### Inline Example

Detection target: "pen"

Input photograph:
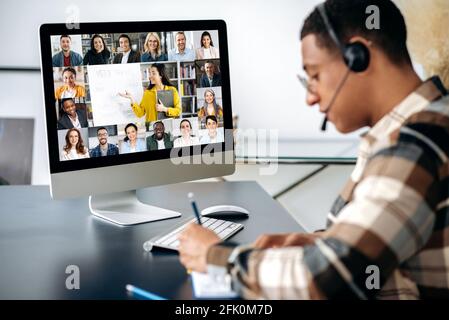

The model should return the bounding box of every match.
[126,284,167,300]
[188,192,202,225]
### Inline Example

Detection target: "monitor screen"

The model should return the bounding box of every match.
[40,21,232,174]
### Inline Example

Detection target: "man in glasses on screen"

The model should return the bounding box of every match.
[89,127,119,158]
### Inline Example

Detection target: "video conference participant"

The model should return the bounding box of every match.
[168,32,195,62]
[52,35,83,67]
[173,119,199,147]
[146,121,173,151]
[199,61,222,87]
[197,89,223,126]
[89,127,119,157]
[141,32,167,62]
[120,123,146,154]
[196,31,219,59]
[83,34,111,65]
[200,115,223,144]
[113,34,140,64]
[178,0,449,300]
[60,128,89,160]
[119,63,181,122]
[54,67,86,100]
[57,98,88,130]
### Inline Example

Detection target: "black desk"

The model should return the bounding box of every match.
[0,182,304,299]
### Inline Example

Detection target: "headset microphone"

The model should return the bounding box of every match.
[320,68,351,131]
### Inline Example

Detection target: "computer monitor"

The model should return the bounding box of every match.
[39,20,235,225]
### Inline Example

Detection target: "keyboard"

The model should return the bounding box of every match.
[143,217,244,251]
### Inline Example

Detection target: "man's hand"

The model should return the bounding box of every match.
[253,232,321,249]
[178,223,221,273]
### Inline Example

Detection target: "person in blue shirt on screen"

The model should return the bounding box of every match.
[141,33,167,62]
[120,123,147,154]
[168,32,195,62]
[89,127,119,157]
[52,35,83,67]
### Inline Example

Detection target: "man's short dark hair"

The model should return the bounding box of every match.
[60,98,74,108]
[153,121,164,128]
[118,34,132,46]
[300,0,412,66]
[97,127,108,135]
[60,35,71,41]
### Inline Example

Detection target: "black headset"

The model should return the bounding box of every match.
[316,3,370,73]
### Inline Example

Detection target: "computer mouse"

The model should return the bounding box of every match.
[201,205,249,218]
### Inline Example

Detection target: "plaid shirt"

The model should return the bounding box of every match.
[206,77,449,299]
[89,143,119,157]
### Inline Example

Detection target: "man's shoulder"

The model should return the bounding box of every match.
[401,95,449,135]
[113,53,122,62]
[71,51,82,58]
[89,145,100,157]
[400,96,449,158]
[76,109,86,118]
[164,132,173,141]
[372,96,449,165]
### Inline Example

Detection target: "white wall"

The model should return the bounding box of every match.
[0,0,362,185]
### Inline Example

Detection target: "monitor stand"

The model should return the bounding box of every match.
[89,190,181,226]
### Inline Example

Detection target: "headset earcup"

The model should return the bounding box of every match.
[344,42,370,72]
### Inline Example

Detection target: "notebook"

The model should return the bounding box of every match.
[156,90,173,120]
[191,271,239,299]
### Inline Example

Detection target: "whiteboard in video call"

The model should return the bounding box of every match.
[88,64,144,126]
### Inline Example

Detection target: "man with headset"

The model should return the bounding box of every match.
[178,0,449,299]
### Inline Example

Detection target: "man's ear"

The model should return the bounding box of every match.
[347,36,372,48]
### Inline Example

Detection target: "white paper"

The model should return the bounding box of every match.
[191,271,238,299]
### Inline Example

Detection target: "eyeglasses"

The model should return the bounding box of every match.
[296,74,317,95]
[97,133,108,137]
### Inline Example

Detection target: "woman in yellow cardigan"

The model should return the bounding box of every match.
[119,63,181,122]
[54,67,86,100]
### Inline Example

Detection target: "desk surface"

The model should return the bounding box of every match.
[0,181,303,299]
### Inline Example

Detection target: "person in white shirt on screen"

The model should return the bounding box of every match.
[200,115,223,144]
[196,31,219,60]
[168,32,195,62]
[174,119,200,147]
[120,123,147,153]
[112,34,140,64]
[60,128,89,161]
